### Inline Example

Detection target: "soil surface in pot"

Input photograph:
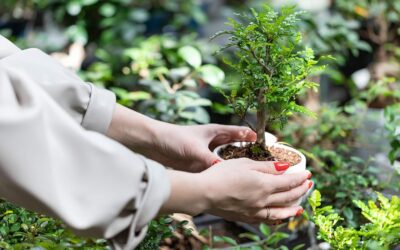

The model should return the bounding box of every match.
[219,143,301,166]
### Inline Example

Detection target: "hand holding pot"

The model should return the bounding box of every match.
[161,158,312,224]
[107,105,256,172]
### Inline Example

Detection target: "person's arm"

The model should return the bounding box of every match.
[107,104,258,172]
[0,35,115,134]
[0,65,170,249]
[0,61,312,250]
[0,35,258,173]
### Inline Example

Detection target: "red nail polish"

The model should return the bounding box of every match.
[308,181,313,189]
[296,208,304,216]
[211,159,221,166]
[274,162,290,171]
[307,172,312,179]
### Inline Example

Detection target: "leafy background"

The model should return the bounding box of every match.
[0,0,399,249]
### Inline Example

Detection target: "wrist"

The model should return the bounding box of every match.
[160,170,210,216]
[107,104,161,151]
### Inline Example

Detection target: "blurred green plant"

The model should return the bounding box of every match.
[309,190,400,250]
[201,223,304,250]
[0,0,207,47]
[384,103,400,164]
[0,199,108,249]
[84,34,224,124]
[280,103,381,227]
[335,0,400,72]
[300,12,371,85]
[137,216,191,250]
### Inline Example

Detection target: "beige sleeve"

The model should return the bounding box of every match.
[0,43,170,249]
[0,35,114,134]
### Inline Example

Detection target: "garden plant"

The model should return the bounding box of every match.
[309,190,400,249]
[213,5,323,163]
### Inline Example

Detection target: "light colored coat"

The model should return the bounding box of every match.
[0,35,170,249]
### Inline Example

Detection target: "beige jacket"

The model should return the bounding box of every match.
[0,35,170,249]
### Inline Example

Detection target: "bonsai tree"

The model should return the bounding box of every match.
[214,5,322,151]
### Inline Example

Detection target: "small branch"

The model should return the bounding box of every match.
[157,73,175,94]
[245,44,273,76]
[226,95,256,132]
[172,72,194,92]
[245,120,256,132]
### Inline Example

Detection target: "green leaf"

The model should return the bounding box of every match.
[213,236,238,246]
[66,23,88,44]
[293,243,305,250]
[127,91,151,101]
[239,233,260,241]
[259,223,270,237]
[99,3,116,17]
[308,190,321,211]
[178,46,202,68]
[198,64,225,87]
[66,2,82,16]
[343,207,354,220]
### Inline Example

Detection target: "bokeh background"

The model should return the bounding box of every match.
[0,0,399,249]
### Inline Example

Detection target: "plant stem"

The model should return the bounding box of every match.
[256,87,267,145]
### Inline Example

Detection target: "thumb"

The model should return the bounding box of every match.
[197,149,222,167]
[243,159,291,174]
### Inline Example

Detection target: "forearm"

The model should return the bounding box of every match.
[160,170,209,216]
[106,104,169,154]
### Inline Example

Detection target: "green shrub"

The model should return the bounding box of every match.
[0,200,108,249]
[309,190,400,250]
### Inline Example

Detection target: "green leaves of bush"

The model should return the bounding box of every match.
[309,190,400,250]
[0,200,108,249]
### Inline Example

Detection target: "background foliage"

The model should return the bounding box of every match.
[0,0,399,249]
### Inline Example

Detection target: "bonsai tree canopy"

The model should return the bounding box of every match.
[214,5,323,147]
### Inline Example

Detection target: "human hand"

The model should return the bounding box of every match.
[107,105,256,172]
[160,158,312,224]
[149,123,256,172]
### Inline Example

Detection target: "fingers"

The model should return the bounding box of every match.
[208,124,256,145]
[255,206,304,221]
[270,171,312,193]
[235,158,291,174]
[265,180,312,206]
[225,125,257,142]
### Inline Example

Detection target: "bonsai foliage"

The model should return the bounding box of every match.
[309,190,400,250]
[214,5,322,146]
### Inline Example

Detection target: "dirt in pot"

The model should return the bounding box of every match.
[219,143,301,166]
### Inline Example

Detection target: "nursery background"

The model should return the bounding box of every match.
[0,0,399,249]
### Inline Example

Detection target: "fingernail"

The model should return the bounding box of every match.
[307,172,312,179]
[296,208,304,216]
[211,159,221,166]
[308,181,313,189]
[274,162,290,171]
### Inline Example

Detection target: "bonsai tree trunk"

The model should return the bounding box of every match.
[256,87,267,146]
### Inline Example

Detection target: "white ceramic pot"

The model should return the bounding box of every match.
[213,132,309,204]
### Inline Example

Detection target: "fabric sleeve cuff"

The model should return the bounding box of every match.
[82,83,116,134]
[112,157,171,250]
